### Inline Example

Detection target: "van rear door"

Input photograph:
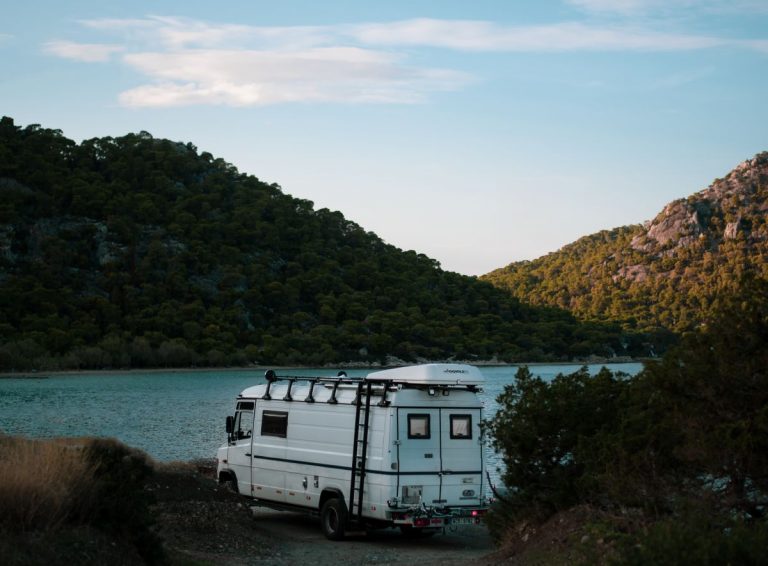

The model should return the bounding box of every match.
[439,409,483,506]
[396,409,441,505]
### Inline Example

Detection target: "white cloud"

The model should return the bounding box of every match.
[566,0,677,14]
[566,0,768,15]
[81,16,332,49]
[747,39,768,54]
[42,15,766,108]
[124,47,403,83]
[43,40,123,62]
[349,19,723,52]
[118,47,468,107]
[145,17,331,50]
[77,15,732,54]
[119,78,424,108]
[54,17,473,108]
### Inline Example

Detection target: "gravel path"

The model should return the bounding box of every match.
[248,508,494,565]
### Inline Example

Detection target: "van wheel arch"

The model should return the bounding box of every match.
[219,470,239,493]
[319,488,344,511]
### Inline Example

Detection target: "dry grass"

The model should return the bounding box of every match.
[0,435,167,564]
[0,435,95,532]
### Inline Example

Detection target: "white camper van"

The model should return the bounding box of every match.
[216,363,490,539]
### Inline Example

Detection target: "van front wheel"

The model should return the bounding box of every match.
[320,498,347,540]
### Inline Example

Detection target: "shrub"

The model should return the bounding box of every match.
[485,277,768,561]
[610,516,768,566]
[83,438,164,564]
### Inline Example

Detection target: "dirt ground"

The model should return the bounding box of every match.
[245,509,494,566]
[151,461,496,566]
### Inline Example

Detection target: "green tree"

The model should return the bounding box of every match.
[485,366,630,521]
[637,276,768,519]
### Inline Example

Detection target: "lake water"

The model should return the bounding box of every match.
[0,363,642,482]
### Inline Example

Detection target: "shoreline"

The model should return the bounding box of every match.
[0,358,648,379]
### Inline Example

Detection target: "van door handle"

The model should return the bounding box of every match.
[245,453,251,457]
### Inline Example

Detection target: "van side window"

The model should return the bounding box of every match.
[408,414,430,439]
[450,415,472,439]
[261,410,288,438]
[234,401,255,440]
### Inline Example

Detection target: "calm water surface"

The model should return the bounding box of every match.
[0,363,642,478]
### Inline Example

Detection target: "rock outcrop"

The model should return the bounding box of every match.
[623,153,768,281]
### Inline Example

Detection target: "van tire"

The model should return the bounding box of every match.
[320,498,347,540]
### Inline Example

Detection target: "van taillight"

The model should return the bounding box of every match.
[413,518,430,527]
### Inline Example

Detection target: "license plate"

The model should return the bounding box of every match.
[450,517,475,525]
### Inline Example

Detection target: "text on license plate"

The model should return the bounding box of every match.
[450,517,475,525]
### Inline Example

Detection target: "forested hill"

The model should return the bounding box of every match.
[0,117,650,371]
[483,152,768,333]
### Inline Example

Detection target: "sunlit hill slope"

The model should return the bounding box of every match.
[483,153,768,333]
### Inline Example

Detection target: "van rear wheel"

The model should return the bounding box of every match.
[320,498,347,540]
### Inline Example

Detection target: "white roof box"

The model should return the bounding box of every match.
[366,363,484,385]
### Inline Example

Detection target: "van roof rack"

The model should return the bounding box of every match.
[256,364,482,404]
[260,370,394,406]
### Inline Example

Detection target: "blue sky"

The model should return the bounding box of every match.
[2,0,767,275]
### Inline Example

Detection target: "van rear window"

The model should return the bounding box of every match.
[450,415,472,439]
[261,411,288,438]
[408,414,430,439]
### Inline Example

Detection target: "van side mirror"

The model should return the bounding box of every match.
[226,415,234,434]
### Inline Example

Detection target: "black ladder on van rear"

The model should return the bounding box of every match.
[348,380,373,527]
